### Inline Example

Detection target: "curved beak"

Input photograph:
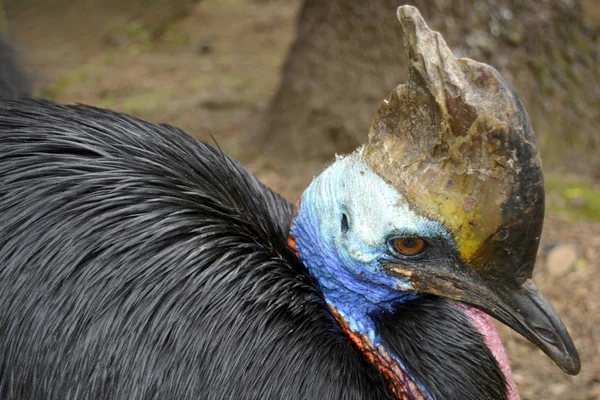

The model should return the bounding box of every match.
[385,265,581,375]
[461,278,580,375]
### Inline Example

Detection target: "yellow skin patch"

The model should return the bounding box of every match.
[362,84,516,264]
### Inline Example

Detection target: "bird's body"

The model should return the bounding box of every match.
[0,6,580,400]
[0,100,507,400]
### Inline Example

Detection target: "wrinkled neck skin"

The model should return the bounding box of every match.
[290,152,518,400]
[290,152,440,399]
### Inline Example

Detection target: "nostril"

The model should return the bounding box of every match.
[341,213,349,233]
[534,326,557,345]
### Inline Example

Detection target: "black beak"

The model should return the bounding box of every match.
[480,279,581,375]
[386,263,581,375]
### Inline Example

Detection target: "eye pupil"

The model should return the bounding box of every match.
[392,237,426,256]
[403,238,416,248]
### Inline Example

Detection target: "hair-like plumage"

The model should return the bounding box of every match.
[0,100,504,399]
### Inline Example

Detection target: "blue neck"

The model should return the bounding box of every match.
[291,193,432,399]
[289,154,439,399]
[292,193,417,344]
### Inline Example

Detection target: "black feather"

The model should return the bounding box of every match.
[0,99,506,399]
[0,99,393,400]
[379,296,507,400]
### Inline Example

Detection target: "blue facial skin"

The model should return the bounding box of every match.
[291,152,450,399]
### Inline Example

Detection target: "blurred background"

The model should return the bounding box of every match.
[3,0,599,398]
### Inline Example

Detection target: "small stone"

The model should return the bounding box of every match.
[512,373,525,384]
[198,41,212,55]
[550,383,568,395]
[546,244,578,277]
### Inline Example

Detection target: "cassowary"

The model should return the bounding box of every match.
[0,6,579,400]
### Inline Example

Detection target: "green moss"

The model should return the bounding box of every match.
[96,89,169,116]
[532,61,548,87]
[161,28,190,47]
[545,174,600,221]
[190,76,212,91]
[219,75,271,108]
[222,76,250,91]
[40,68,92,100]
[120,89,168,115]
[574,258,589,270]
[225,144,242,160]
[41,76,72,100]
[104,52,117,66]
[594,97,600,112]
[97,94,118,109]
[125,19,152,44]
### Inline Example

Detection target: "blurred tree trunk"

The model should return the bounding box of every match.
[0,0,8,33]
[262,0,600,175]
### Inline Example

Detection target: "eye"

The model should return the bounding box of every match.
[341,213,349,233]
[391,237,427,256]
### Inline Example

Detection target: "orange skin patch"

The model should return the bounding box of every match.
[287,234,300,258]
[330,307,427,400]
[330,307,412,399]
[287,198,302,258]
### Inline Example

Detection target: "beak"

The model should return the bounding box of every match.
[385,265,581,375]
[465,279,580,375]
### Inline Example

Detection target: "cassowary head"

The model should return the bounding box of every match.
[291,4,580,382]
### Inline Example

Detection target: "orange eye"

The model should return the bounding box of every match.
[392,238,426,256]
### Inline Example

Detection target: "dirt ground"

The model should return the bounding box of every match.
[6,0,599,398]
